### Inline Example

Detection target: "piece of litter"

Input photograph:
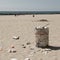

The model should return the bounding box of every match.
[13,36,19,40]
[24,58,30,60]
[11,58,17,60]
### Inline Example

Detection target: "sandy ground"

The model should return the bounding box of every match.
[0,15,60,60]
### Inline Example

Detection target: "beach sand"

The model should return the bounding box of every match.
[0,15,60,60]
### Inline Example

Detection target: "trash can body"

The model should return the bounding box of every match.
[35,27,49,48]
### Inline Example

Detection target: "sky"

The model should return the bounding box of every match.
[0,0,60,11]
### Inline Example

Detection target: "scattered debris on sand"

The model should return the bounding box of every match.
[39,48,52,55]
[22,42,31,48]
[8,49,16,53]
[13,36,19,40]
[8,46,17,53]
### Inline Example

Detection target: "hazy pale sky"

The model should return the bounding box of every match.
[0,0,60,11]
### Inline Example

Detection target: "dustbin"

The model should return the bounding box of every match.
[35,26,49,48]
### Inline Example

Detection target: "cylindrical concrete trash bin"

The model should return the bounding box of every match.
[35,26,49,48]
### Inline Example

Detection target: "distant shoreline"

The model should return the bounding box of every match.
[0,11,60,15]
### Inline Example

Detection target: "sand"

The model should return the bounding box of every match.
[0,15,60,60]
